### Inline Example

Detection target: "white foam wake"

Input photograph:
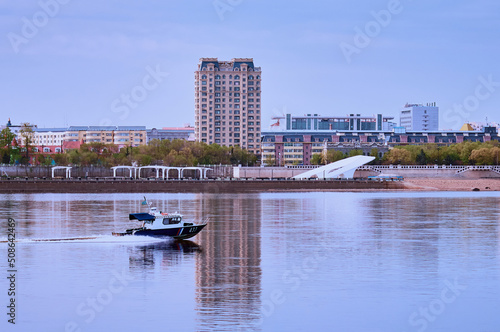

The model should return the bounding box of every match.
[0,235,170,244]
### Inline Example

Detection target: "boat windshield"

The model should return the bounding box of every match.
[163,217,181,225]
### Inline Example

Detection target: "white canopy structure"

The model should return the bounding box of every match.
[292,155,375,180]
[138,166,169,179]
[180,167,212,179]
[51,166,72,178]
[163,167,183,179]
[111,166,140,178]
[136,166,212,179]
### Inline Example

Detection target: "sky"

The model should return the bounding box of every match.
[1,0,500,131]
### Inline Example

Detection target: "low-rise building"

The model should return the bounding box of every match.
[31,128,66,153]
[261,126,500,166]
[147,126,195,143]
[15,125,147,153]
[271,113,396,132]
[64,126,146,149]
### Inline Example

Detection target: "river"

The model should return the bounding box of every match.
[1,192,499,331]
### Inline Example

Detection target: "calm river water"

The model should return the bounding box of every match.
[1,192,499,332]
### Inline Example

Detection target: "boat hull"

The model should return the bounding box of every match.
[114,224,207,240]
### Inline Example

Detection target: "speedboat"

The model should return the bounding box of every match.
[112,198,208,239]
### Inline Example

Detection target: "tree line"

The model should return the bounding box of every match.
[0,127,257,167]
[2,124,499,167]
[310,141,500,166]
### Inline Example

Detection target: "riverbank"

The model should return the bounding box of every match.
[403,178,500,191]
[1,177,498,193]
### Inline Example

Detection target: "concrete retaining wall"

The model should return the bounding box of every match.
[0,178,404,193]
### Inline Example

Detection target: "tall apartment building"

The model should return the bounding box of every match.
[194,58,262,155]
[400,103,439,131]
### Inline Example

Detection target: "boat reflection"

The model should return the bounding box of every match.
[127,239,202,269]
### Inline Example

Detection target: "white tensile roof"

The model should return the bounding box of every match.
[292,155,375,179]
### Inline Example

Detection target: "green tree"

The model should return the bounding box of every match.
[37,154,54,166]
[164,150,179,166]
[0,127,15,164]
[0,127,15,149]
[264,154,276,166]
[53,153,68,165]
[310,154,323,165]
[326,150,345,163]
[230,146,257,166]
[369,148,379,161]
[416,149,428,165]
[385,148,413,164]
[469,147,500,165]
[140,154,153,166]
[348,149,363,157]
[19,123,34,164]
[459,141,481,164]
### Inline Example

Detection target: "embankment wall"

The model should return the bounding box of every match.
[0,179,404,193]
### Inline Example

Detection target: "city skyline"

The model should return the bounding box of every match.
[1,1,500,130]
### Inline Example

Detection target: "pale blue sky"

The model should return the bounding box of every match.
[1,0,499,130]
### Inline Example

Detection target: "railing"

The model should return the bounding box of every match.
[285,165,319,169]
[357,165,468,170]
[455,165,500,174]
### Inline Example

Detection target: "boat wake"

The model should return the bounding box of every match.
[0,235,170,244]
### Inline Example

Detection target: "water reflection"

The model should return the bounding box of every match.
[127,240,202,270]
[363,196,500,279]
[1,192,499,331]
[195,194,262,332]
